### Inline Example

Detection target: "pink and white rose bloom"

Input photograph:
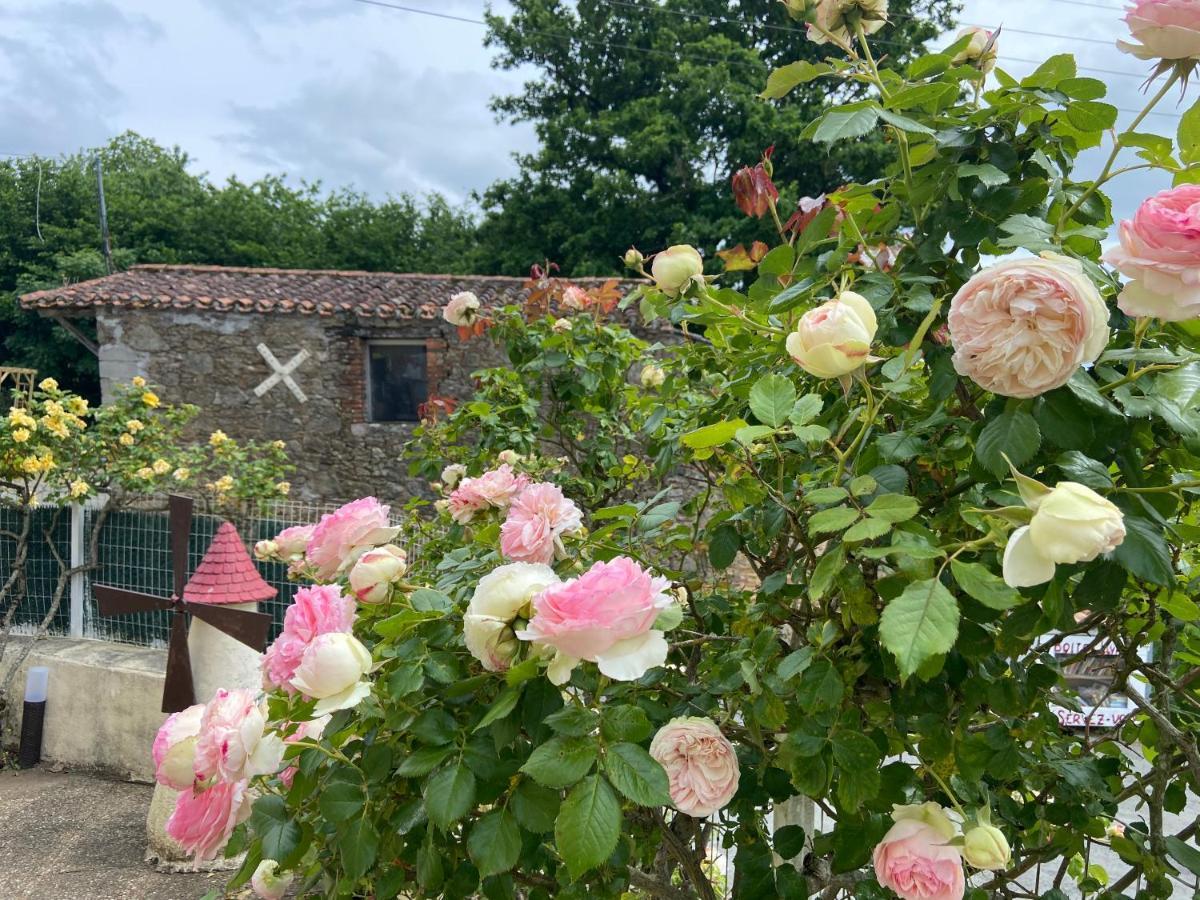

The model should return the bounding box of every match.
[952,25,997,73]
[561,285,590,310]
[947,254,1109,399]
[786,291,878,379]
[649,717,740,817]
[251,859,294,900]
[166,779,253,861]
[290,631,373,715]
[464,562,561,671]
[193,688,285,783]
[1118,0,1200,60]
[273,524,314,561]
[873,804,966,900]
[448,464,530,524]
[348,543,408,603]
[262,584,356,691]
[500,483,584,565]
[152,703,205,790]
[1104,185,1200,321]
[517,556,673,684]
[305,497,399,581]
[1003,481,1126,588]
[443,290,482,326]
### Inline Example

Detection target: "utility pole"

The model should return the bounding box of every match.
[94,156,113,274]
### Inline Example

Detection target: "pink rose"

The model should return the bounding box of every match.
[516,556,673,684]
[1104,185,1200,321]
[305,497,399,581]
[649,717,740,817]
[561,285,590,310]
[273,524,314,561]
[166,779,252,861]
[152,703,204,790]
[193,688,284,783]
[443,290,481,326]
[348,544,408,603]
[873,817,966,900]
[448,464,530,524]
[263,584,355,691]
[1119,0,1200,61]
[947,254,1109,399]
[500,483,583,565]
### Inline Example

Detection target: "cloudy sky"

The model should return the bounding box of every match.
[0,0,1191,222]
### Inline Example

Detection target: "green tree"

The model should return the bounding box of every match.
[474,0,957,274]
[0,133,478,399]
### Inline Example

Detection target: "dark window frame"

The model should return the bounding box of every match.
[364,340,428,424]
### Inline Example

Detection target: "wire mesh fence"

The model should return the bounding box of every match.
[2,495,439,648]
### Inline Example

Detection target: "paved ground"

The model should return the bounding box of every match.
[0,765,229,900]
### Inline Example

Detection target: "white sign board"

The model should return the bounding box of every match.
[1047,632,1152,729]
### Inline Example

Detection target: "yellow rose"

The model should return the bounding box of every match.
[272,440,286,451]
[214,475,234,492]
[11,427,30,443]
[209,430,229,447]
[152,459,171,475]
[131,376,147,388]
[141,391,160,408]
[67,397,88,415]
[119,433,135,447]
[126,419,144,433]
[173,467,191,481]
[276,481,291,495]
[20,456,40,474]
[8,409,36,429]
[69,480,89,499]
[38,377,59,391]
[136,466,155,479]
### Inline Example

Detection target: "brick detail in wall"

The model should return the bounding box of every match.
[425,338,448,393]
[345,337,366,423]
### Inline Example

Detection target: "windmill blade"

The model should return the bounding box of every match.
[162,611,196,713]
[95,584,172,616]
[184,602,273,652]
[168,494,194,599]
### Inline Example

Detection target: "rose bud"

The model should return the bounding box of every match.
[963,823,1012,870]
[785,291,878,379]
[731,162,779,218]
[348,544,408,604]
[651,245,705,296]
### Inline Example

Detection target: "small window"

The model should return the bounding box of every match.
[367,343,428,423]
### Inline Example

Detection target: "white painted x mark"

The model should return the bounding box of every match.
[253,343,310,403]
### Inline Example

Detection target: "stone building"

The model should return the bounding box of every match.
[20,264,638,502]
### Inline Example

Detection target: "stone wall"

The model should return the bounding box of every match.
[96,309,506,504]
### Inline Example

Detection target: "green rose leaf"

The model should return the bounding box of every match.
[511,779,561,833]
[1113,516,1175,586]
[865,493,920,523]
[521,735,598,789]
[424,763,477,830]
[467,809,522,877]
[760,60,833,99]
[708,524,742,569]
[879,577,960,679]
[318,780,365,823]
[250,795,302,864]
[976,409,1041,476]
[339,817,379,880]
[950,559,1023,610]
[604,742,671,807]
[750,374,798,427]
[808,505,861,535]
[682,418,748,449]
[602,705,654,743]
[555,775,621,879]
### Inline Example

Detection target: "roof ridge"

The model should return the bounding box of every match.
[127,264,626,284]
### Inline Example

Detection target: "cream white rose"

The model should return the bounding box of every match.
[443,291,481,326]
[348,544,407,604]
[1003,481,1126,588]
[251,859,294,900]
[290,632,373,715]
[441,463,466,488]
[464,562,560,671]
[640,364,666,388]
[963,823,1011,870]
[785,291,877,379]
[651,245,704,295]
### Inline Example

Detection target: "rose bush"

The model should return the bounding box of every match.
[154,5,1200,899]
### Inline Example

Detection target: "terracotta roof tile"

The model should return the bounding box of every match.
[18,264,647,323]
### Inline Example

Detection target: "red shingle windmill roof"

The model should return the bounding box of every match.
[183,522,278,606]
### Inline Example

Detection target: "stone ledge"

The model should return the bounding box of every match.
[1,636,165,782]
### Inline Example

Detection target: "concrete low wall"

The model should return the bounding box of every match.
[1,636,165,781]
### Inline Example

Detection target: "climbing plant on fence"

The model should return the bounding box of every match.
[151,3,1200,899]
[0,375,292,713]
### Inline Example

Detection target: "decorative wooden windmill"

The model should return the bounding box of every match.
[94,495,275,712]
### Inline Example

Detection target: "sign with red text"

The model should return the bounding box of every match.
[1047,633,1152,729]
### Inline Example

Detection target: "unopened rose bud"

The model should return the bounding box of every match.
[441,463,466,488]
[651,245,704,296]
[952,26,998,75]
[251,859,294,900]
[348,544,408,604]
[497,449,521,466]
[434,498,451,515]
[623,247,644,269]
[552,317,573,333]
[963,823,1011,871]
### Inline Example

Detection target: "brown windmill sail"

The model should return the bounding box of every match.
[93,495,275,713]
